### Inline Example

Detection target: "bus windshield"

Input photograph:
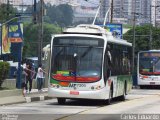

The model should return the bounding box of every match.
[51,37,104,82]
[139,52,160,75]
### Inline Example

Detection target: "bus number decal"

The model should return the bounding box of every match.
[69,83,86,88]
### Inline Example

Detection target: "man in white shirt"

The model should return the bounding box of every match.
[36,64,45,92]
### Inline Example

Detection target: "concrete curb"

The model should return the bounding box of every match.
[25,96,53,103]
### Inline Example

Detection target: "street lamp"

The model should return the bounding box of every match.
[150,5,153,50]
[132,11,142,74]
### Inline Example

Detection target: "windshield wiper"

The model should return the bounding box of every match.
[81,46,93,58]
[55,47,65,58]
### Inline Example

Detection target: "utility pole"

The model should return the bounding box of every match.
[38,0,44,65]
[110,0,113,23]
[149,5,152,50]
[132,0,136,74]
[154,0,157,28]
[7,0,10,19]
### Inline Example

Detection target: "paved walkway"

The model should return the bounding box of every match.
[25,88,48,94]
[0,88,50,106]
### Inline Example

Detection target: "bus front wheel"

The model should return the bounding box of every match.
[106,85,113,105]
[140,85,146,89]
[57,98,66,105]
[119,82,127,101]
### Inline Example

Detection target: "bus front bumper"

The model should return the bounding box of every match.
[48,87,109,100]
[138,80,160,85]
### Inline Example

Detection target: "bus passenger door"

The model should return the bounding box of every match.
[104,45,112,85]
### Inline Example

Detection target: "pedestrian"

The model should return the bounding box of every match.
[25,63,35,93]
[36,64,46,92]
[21,64,28,96]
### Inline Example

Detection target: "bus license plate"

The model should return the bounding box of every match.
[150,82,155,85]
[70,91,79,95]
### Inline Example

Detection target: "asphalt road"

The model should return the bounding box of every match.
[0,89,160,120]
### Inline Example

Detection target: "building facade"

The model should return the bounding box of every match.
[99,0,160,26]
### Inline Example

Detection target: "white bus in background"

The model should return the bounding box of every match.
[48,24,132,105]
[137,50,160,89]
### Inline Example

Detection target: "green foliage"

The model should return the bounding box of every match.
[123,24,132,29]
[0,62,10,88]
[0,4,17,23]
[46,4,73,26]
[25,3,73,26]
[123,25,160,53]
[23,22,61,57]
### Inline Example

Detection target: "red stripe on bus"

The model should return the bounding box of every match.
[52,75,100,82]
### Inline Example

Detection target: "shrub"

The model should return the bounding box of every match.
[0,62,10,88]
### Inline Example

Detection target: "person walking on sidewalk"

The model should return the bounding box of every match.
[21,64,28,96]
[36,64,46,92]
[25,63,35,93]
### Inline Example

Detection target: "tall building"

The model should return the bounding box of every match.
[0,0,25,5]
[151,0,160,26]
[113,0,132,24]
[99,0,160,25]
[100,0,109,18]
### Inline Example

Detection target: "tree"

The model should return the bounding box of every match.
[0,4,17,23]
[23,22,61,57]
[56,4,73,26]
[123,25,160,53]
[25,3,74,26]
[45,4,73,26]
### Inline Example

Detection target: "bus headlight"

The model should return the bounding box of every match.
[91,85,101,90]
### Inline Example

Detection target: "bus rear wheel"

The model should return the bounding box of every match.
[57,98,66,105]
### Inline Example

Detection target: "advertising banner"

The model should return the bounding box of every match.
[2,24,11,54]
[105,23,123,39]
[8,23,23,43]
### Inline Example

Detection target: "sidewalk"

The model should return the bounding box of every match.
[0,88,53,106]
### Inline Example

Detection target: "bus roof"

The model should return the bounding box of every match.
[63,24,107,35]
[52,24,132,46]
[26,57,38,61]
